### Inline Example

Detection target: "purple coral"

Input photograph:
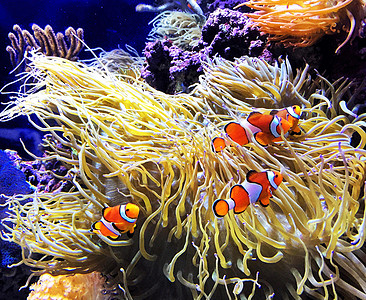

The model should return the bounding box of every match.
[20,134,73,194]
[197,8,269,59]
[142,39,206,94]
[142,39,172,93]
[206,0,252,14]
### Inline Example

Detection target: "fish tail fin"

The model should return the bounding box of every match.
[91,221,102,232]
[213,199,230,217]
[212,137,227,152]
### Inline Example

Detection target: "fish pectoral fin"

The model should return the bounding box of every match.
[112,223,122,232]
[289,125,302,135]
[254,132,272,146]
[268,185,273,196]
[247,111,263,121]
[259,196,270,207]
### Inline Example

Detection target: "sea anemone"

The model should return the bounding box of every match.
[1,53,366,299]
[237,0,366,53]
[148,11,204,49]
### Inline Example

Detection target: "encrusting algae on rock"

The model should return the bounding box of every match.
[1,52,366,299]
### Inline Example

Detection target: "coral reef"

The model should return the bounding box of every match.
[20,134,74,193]
[142,39,205,93]
[0,53,366,299]
[6,24,84,72]
[197,8,270,60]
[240,0,366,53]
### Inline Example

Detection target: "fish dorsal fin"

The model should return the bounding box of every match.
[246,170,258,182]
[247,111,263,123]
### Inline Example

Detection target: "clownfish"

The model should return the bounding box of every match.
[270,105,302,136]
[91,203,139,239]
[212,111,291,152]
[213,170,283,217]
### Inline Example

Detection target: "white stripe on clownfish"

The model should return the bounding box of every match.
[287,106,300,119]
[269,115,281,138]
[267,170,279,190]
[120,205,137,223]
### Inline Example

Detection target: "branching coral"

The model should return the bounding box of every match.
[6,24,84,72]
[238,0,366,53]
[1,53,366,299]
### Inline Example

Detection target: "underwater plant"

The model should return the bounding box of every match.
[237,0,366,53]
[1,53,366,299]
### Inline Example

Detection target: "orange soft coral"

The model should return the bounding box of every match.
[237,0,366,52]
[27,272,107,300]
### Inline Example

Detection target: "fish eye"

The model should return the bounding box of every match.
[275,174,278,178]
[126,209,129,212]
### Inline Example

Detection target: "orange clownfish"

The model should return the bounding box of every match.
[213,170,283,217]
[91,203,139,239]
[212,111,292,152]
[270,105,302,136]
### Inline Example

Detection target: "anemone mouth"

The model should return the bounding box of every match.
[0,53,366,299]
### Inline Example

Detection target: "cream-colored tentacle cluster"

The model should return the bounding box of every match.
[1,53,366,299]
